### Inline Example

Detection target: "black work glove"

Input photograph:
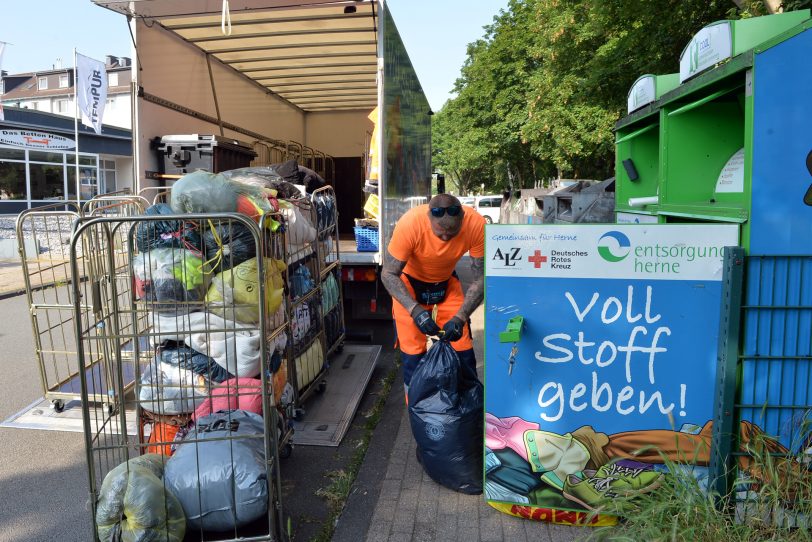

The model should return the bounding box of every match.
[441,316,465,342]
[411,306,441,336]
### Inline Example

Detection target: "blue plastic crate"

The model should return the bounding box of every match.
[354,227,379,252]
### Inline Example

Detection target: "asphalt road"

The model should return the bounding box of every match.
[0,286,400,542]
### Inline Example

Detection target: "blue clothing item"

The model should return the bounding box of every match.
[159,345,233,383]
[290,264,315,299]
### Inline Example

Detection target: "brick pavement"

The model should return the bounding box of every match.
[363,405,588,542]
[360,304,591,542]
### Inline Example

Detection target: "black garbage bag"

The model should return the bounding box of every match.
[408,340,483,495]
[298,165,327,194]
[202,220,257,273]
[135,203,202,252]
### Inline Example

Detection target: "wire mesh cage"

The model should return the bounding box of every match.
[72,212,289,542]
[276,195,327,412]
[16,196,147,412]
[311,186,345,358]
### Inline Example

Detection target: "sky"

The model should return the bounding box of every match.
[1,0,508,112]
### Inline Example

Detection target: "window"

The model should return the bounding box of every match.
[67,165,98,200]
[108,72,119,87]
[59,74,69,88]
[29,151,64,163]
[38,76,48,90]
[30,163,66,200]
[0,162,27,200]
[55,99,70,113]
[100,159,117,193]
[106,97,115,110]
[0,148,25,160]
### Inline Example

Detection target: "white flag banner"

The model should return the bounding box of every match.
[76,53,107,134]
[0,42,6,121]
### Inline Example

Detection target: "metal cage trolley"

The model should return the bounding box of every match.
[72,212,289,542]
[16,196,147,412]
[311,186,345,358]
[277,195,328,415]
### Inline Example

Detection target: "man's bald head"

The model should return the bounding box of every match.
[427,194,463,242]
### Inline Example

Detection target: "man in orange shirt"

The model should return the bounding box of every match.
[381,194,486,391]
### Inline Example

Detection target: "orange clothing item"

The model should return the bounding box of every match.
[393,274,473,355]
[387,204,486,282]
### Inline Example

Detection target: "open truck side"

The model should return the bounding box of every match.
[93,0,432,319]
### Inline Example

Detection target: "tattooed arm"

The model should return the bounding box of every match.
[381,252,418,313]
[455,256,485,321]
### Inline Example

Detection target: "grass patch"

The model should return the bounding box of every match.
[309,360,399,542]
[588,432,812,542]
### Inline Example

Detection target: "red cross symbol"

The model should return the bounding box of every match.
[528,250,547,268]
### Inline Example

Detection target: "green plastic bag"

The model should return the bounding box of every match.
[96,454,186,542]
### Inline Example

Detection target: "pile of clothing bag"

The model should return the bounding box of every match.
[117,163,331,538]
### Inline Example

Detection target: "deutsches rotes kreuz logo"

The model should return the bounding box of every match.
[597,231,631,262]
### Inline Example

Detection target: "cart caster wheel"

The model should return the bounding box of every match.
[316,380,327,394]
[51,399,65,413]
[279,443,293,460]
[105,403,115,416]
[292,408,306,420]
[334,343,344,354]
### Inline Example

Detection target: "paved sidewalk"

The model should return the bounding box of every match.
[333,302,592,542]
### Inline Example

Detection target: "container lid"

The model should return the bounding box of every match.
[679,11,810,83]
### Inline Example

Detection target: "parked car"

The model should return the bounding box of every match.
[458,196,476,207]
[474,195,502,223]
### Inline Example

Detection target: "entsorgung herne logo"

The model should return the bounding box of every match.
[598,231,631,262]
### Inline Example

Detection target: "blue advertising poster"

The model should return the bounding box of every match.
[484,224,739,522]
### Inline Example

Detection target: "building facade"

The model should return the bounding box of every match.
[0,107,132,214]
[1,55,132,129]
[0,56,133,214]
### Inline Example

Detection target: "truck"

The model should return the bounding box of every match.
[93,0,433,319]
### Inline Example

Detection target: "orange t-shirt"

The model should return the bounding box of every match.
[387,204,486,282]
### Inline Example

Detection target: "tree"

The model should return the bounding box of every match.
[431,99,491,195]
[433,0,809,187]
[522,0,734,179]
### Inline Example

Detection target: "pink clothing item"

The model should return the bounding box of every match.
[485,413,540,461]
[193,377,264,421]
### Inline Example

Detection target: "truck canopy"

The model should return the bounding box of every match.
[94,0,432,265]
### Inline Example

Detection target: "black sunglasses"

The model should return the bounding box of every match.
[430,205,462,218]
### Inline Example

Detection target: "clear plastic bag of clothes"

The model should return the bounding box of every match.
[139,360,210,415]
[409,340,484,495]
[131,248,206,311]
[221,163,302,199]
[96,454,186,542]
[165,410,268,532]
[290,263,315,299]
[171,170,273,215]
[312,190,336,236]
[321,272,340,316]
[135,203,202,252]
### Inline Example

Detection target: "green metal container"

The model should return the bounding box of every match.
[614,10,811,249]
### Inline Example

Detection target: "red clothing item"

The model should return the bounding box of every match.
[387,204,485,282]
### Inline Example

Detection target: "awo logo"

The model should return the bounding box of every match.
[597,231,631,263]
[492,247,522,267]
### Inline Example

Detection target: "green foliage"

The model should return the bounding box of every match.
[433,0,809,192]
